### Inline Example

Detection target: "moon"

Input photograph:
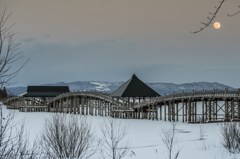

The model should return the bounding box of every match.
[214,22,221,29]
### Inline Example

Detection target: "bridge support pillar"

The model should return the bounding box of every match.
[188,100,191,122]
[176,103,178,121]
[66,98,69,114]
[53,101,56,113]
[81,97,84,115]
[156,105,158,121]
[201,99,204,122]
[231,101,234,120]
[182,100,184,122]
[168,102,171,122]
[172,102,175,122]
[164,103,166,121]
[77,97,80,114]
[238,100,240,120]
[208,99,212,121]
[86,98,89,115]
[160,105,162,120]
[224,99,230,122]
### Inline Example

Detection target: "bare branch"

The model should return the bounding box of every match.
[191,0,226,33]
[228,5,240,17]
[0,6,29,89]
[100,118,131,159]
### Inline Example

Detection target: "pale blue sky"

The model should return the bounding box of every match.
[2,0,240,88]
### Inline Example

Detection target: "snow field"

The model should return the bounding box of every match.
[2,105,240,159]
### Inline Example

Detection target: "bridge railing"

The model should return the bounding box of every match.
[48,90,112,104]
[134,89,240,108]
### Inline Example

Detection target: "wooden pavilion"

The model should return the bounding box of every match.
[110,74,160,119]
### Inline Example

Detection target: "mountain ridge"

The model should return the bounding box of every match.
[8,81,237,96]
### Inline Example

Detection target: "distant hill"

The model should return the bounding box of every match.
[8,81,237,96]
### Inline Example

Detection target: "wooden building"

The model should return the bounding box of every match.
[20,86,70,112]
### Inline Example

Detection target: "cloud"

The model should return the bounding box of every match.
[21,37,37,43]
[42,34,51,38]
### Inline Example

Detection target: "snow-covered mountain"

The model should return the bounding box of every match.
[8,81,237,96]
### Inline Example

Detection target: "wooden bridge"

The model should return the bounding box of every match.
[2,89,240,123]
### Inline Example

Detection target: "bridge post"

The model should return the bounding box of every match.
[23,98,26,112]
[156,105,158,121]
[76,96,79,114]
[66,98,69,113]
[224,99,230,122]
[137,108,140,119]
[91,98,93,116]
[111,98,113,117]
[54,101,56,112]
[117,97,119,118]
[231,100,234,120]
[160,105,162,120]
[212,100,215,120]
[172,102,175,122]
[168,102,171,122]
[133,97,135,119]
[182,100,184,122]
[201,98,204,122]
[63,98,66,113]
[191,102,194,122]
[215,101,218,120]
[164,102,167,121]
[103,101,107,116]
[141,109,143,119]
[108,102,110,117]
[101,100,103,117]
[194,102,197,122]
[205,101,208,121]
[99,100,101,116]
[176,103,178,121]
[70,96,74,114]
[238,100,240,120]
[122,98,125,119]
[86,97,89,115]
[188,100,191,122]
[73,97,76,114]
[55,101,58,112]
[94,98,97,116]
[81,97,84,115]
[90,98,93,115]
[208,99,212,121]
[62,99,64,113]
[148,105,151,120]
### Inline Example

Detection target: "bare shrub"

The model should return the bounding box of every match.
[159,122,181,159]
[40,113,100,158]
[197,124,206,140]
[100,118,130,159]
[0,106,41,158]
[219,122,240,153]
[195,140,211,151]
[196,115,207,123]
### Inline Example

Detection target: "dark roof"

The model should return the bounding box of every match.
[23,86,69,97]
[110,74,160,97]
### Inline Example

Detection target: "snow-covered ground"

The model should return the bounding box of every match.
[2,105,240,159]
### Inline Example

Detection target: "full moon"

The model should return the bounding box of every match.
[214,22,221,29]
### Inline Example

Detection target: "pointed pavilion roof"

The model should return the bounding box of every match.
[110,74,160,97]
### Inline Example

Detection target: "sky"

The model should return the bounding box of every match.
[1,0,240,88]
